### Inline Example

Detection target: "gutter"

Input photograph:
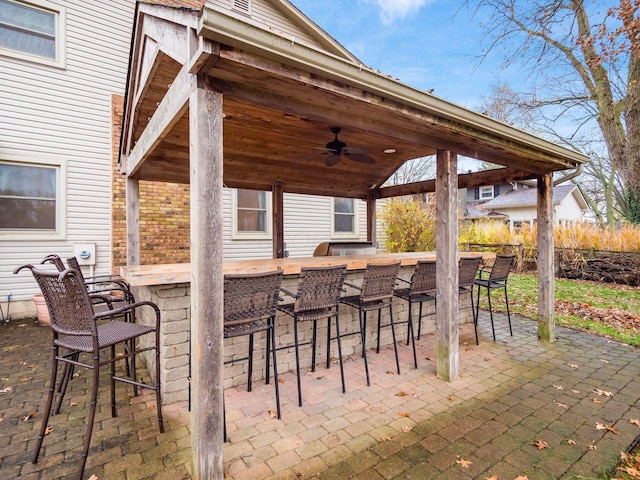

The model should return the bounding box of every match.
[553,163,584,186]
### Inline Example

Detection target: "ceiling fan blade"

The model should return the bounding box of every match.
[344,153,375,164]
[298,152,329,161]
[325,154,341,167]
[343,146,370,155]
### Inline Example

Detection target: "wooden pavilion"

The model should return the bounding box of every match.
[118,1,588,476]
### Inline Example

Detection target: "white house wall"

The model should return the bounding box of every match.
[555,193,585,223]
[0,0,136,305]
[221,189,369,259]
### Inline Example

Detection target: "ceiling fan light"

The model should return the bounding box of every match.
[384,148,397,154]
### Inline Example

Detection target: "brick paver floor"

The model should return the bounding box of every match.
[1,311,639,479]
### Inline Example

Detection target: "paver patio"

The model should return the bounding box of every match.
[1,311,639,479]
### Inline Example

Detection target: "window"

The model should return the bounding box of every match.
[479,185,494,200]
[0,159,65,239]
[0,0,65,67]
[332,197,357,236]
[232,189,271,239]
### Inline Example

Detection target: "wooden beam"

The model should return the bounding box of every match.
[126,176,140,266]
[436,150,459,382]
[377,168,536,199]
[272,180,285,258]
[366,192,376,245]
[126,66,197,177]
[537,173,555,342]
[141,15,189,65]
[189,79,224,478]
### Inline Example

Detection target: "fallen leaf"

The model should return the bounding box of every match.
[593,398,603,404]
[600,359,610,364]
[70,402,77,407]
[386,370,395,375]
[588,444,597,450]
[595,422,618,434]
[555,402,569,409]
[618,466,640,477]
[0,387,13,393]
[381,436,391,442]
[484,476,498,480]
[569,364,579,369]
[448,396,455,401]
[567,439,576,445]
[552,384,564,390]
[88,475,99,480]
[44,426,53,435]
[593,389,613,397]
[456,457,472,468]
[72,372,80,378]
[22,412,37,422]
[401,425,412,432]
[630,419,640,427]
[278,378,285,384]
[514,476,528,480]
[396,391,407,397]
[399,412,410,418]
[268,410,277,418]
[532,439,549,450]
[572,389,581,394]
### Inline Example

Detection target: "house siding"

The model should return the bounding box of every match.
[0,0,136,304]
[208,0,331,52]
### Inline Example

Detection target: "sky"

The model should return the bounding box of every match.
[289,0,526,112]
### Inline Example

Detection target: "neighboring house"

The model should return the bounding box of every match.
[0,0,374,318]
[463,181,591,229]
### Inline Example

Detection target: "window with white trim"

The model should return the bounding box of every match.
[332,197,357,236]
[479,185,494,200]
[232,189,271,239]
[0,159,65,239]
[0,0,65,67]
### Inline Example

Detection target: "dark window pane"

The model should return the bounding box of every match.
[334,214,353,233]
[0,163,56,197]
[0,198,55,229]
[237,209,265,232]
[334,198,354,214]
[237,189,265,209]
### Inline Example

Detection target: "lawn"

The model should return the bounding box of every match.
[476,273,640,347]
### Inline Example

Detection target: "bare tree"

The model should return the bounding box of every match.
[469,0,640,223]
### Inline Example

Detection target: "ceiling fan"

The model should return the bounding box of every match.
[306,127,375,167]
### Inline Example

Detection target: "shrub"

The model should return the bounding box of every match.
[382,198,436,253]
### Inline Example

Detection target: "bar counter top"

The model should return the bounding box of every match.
[120,251,493,287]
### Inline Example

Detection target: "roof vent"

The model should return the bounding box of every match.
[232,0,251,14]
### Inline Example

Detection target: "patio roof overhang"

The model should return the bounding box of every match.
[119,4,588,199]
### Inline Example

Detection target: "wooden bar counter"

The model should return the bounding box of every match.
[121,252,493,405]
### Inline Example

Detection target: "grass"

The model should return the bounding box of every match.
[476,273,640,346]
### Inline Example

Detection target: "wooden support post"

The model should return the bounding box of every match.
[537,173,555,342]
[189,77,224,478]
[366,192,376,246]
[435,150,459,381]
[126,176,140,266]
[272,180,284,258]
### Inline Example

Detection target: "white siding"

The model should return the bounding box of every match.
[555,194,585,223]
[0,0,136,302]
[221,189,369,259]
[208,0,333,53]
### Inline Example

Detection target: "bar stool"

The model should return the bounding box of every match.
[458,256,483,345]
[474,254,516,342]
[278,265,347,407]
[394,260,435,369]
[14,264,163,480]
[223,269,283,438]
[340,261,401,384]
